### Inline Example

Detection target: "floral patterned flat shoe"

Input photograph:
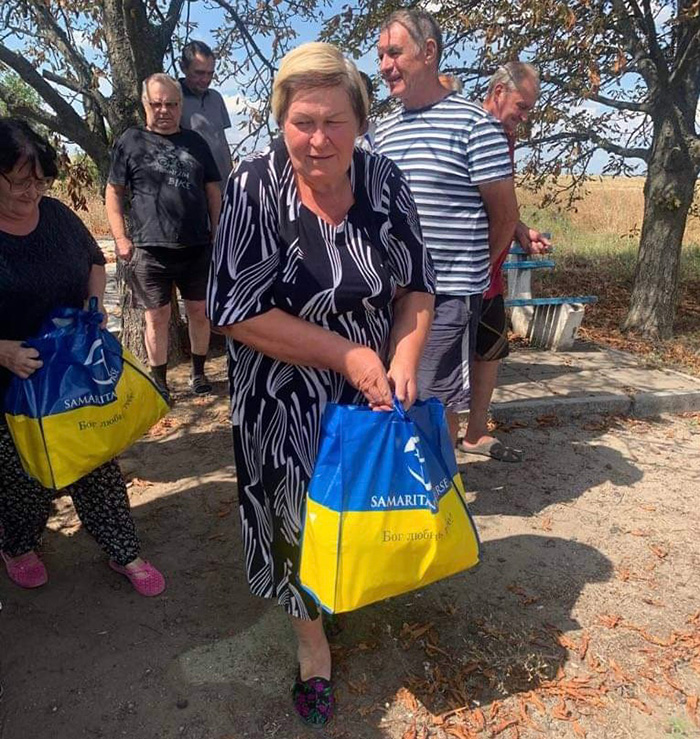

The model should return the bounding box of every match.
[292,669,334,727]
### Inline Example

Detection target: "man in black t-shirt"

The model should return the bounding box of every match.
[106,73,221,398]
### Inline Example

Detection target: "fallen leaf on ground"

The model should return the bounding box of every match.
[444,724,474,739]
[128,477,153,487]
[627,697,652,714]
[507,584,539,605]
[471,707,486,732]
[572,719,587,737]
[608,658,634,684]
[649,544,669,559]
[491,717,518,735]
[597,614,622,628]
[396,687,418,712]
[523,692,546,714]
[663,673,686,695]
[551,697,572,720]
[578,633,591,660]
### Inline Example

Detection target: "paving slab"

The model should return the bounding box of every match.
[493,344,700,420]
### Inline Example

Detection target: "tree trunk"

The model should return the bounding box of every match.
[622,119,699,341]
[116,261,190,365]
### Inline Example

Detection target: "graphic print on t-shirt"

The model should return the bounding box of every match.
[144,147,196,190]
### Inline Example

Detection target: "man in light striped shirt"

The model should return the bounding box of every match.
[375,9,519,442]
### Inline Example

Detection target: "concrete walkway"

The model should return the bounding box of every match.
[494,344,700,419]
[103,257,700,421]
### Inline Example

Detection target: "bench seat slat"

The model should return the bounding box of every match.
[502,259,556,270]
[505,296,598,307]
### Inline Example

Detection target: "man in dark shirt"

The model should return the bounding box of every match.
[106,73,221,398]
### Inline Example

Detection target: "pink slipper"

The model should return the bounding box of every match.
[109,559,165,597]
[2,550,48,589]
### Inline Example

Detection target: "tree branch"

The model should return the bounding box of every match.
[209,0,277,72]
[0,90,61,133]
[30,3,93,84]
[670,25,700,85]
[0,42,105,157]
[160,0,187,49]
[587,91,650,113]
[41,69,110,113]
[529,130,650,162]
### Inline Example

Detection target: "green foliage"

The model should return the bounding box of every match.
[0,71,47,134]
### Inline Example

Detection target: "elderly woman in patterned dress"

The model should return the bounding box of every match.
[207,43,435,725]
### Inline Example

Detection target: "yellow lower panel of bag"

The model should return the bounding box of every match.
[300,475,479,614]
[8,352,168,489]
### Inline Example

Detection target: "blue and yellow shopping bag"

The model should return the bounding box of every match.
[4,302,170,489]
[300,397,480,613]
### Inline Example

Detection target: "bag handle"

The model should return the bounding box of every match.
[392,395,409,419]
[393,396,456,488]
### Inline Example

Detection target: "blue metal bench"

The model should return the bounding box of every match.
[503,238,598,350]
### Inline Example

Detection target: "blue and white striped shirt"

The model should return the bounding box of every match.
[375,94,512,295]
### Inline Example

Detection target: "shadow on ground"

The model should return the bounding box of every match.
[0,415,621,739]
[461,416,644,517]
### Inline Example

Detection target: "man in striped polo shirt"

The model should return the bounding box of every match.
[375,9,519,443]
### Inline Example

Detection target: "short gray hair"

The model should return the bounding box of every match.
[381,9,443,66]
[141,73,183,103]
[487,62,539,98]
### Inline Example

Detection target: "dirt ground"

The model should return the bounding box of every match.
[1,354,699,739]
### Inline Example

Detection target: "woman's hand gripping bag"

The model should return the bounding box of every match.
[300,398,480,613]
[4,302,170,489]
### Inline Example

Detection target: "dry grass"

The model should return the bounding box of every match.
[53,181,111,237]
[518,176,700,246]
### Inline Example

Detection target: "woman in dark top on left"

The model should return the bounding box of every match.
[0,118,165,597]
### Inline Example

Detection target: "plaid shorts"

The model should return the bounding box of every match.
[416,294,483,412]
[475,294,510,361]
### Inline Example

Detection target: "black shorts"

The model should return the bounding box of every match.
[128,245,211,310]
[417,294,483,412]
[475,294,510,361]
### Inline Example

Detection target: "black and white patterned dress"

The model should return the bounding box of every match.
[207,137,435,619]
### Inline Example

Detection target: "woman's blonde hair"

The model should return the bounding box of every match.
[271,42,368,129]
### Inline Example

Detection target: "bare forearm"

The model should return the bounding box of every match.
[489,214,518,263]
[390,291,434,369]
[206,185,222,235]
[105,186,128,241]
[87,264,107,303]
[220,308,360,374]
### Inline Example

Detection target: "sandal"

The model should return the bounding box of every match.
[1,550,48,589]
[109,559,165,597]
[457,438,523,463]
[292,669,334,727]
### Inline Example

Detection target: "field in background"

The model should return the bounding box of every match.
[59,176,700,375]
[517,177,700,375]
